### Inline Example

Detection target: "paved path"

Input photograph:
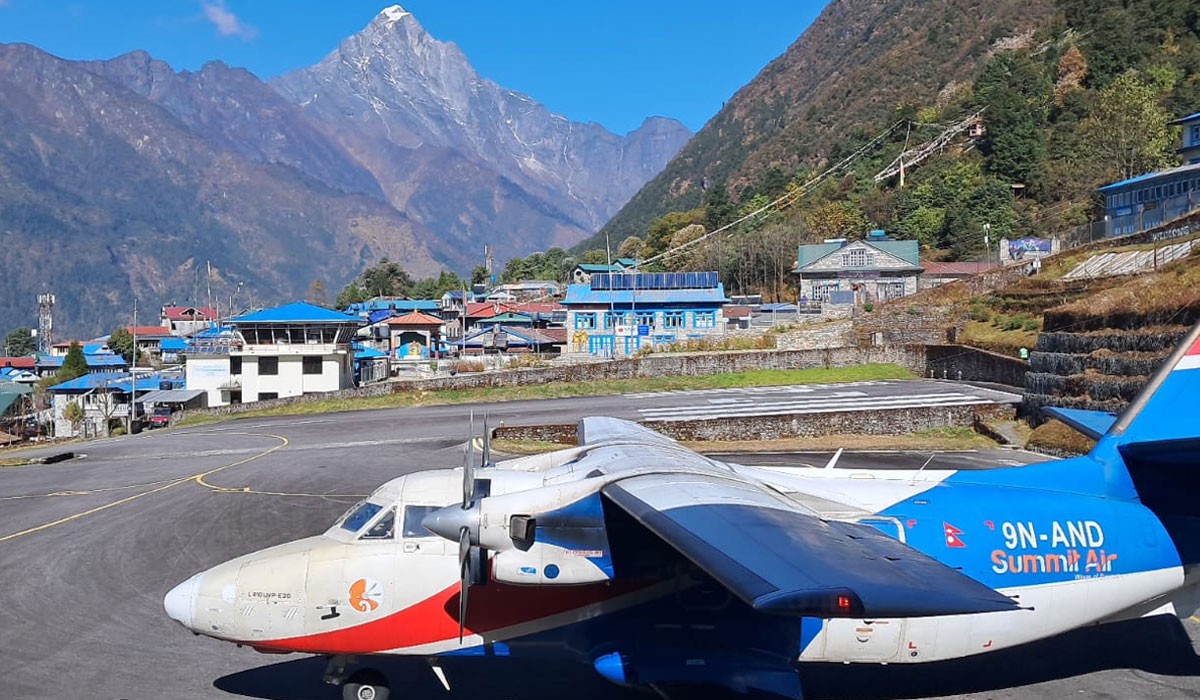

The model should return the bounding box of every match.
[0,385,1195,700]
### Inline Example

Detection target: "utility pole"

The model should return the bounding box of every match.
[127,297,137,436]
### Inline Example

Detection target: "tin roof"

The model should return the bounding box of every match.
[234,302,359,324]
[561,284,728,305]
[1097,161,1200,192]
[386,311,444,326]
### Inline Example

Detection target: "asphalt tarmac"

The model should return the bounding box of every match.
[0,386,1197,700]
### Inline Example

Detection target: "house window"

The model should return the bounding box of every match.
[812,282,840,301]
[259,356,279,376]
[693,311,716,328]
[259,392,278,401]
[1192,125,1200,145]
[877,281,907,300]
[841,248,874,267]
[664,311,685,329]
[302,356,323,375]
[574,313,596,330]
[230,356,242,375]
[636,312,655,328]
[601,313,614,330]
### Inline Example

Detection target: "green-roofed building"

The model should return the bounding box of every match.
[794,231,923,305]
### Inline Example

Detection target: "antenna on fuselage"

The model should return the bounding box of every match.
[910,453,938,485]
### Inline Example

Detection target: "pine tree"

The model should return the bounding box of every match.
[57,342,89,383]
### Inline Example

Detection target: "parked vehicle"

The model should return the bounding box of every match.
[148,406,171,429]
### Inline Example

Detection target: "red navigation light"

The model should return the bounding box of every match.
[837,594,852,611]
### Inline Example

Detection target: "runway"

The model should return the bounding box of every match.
[0,383,1195,700]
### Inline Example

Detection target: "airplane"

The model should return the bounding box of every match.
[164,319,1200,700]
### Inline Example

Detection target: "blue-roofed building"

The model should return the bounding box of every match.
[1099,111,1200,237]
[794,232,923,305]
[344,298,442,318]
[571,263,624,286]
[185,302,364,406]
[48,371,180,438]
[36,351,128,377]
[1173,112,1200,165]
[353,344,390,384]
[561,271,729,356]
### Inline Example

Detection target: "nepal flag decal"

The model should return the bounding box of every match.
[943,522,966,548]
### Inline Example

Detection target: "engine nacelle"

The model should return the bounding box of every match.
[492,542,613,585]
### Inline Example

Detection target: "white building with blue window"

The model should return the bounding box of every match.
[1099,111,1200,237]
[561,272,728,356]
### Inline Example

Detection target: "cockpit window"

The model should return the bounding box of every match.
[340,501,383,533]
[360,508,396,541]
[402,505,442,538]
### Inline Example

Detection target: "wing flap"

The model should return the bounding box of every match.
[603,473,1018,618]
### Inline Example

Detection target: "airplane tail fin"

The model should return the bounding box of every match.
[1062,319,1200,563]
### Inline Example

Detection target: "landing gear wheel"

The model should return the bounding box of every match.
[343,669,390,700]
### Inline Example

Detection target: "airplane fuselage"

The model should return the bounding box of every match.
[165,458,1189,667]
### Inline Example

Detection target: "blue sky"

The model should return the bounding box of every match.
[0,1,829,134]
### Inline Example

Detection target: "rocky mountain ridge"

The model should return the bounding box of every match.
[0,5,690,336]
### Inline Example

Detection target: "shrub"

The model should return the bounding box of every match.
[863,302,874,312]
[450,360,485,374]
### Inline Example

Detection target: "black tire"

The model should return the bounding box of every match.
[343,669,390,700]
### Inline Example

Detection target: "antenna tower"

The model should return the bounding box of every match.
[37,294,55,353]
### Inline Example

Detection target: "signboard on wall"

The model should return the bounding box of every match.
[1006,237,1053,260]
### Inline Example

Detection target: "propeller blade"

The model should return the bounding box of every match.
[462,412,475,508]
[481,412,491,468]
[458,526,471,642]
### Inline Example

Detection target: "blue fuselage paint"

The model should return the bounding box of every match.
[881,477,1181,589]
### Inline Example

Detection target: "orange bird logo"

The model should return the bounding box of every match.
[349,578,382,612]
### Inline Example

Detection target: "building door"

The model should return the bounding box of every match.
[589,335,615,356]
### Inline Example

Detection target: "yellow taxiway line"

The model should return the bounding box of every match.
[0,432,289,544]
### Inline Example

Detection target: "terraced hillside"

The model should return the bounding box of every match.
[1025,251,1200,415]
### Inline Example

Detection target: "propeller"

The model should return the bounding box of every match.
[462,411,476,508]
[481,412,492,469]
[458,525,471,641]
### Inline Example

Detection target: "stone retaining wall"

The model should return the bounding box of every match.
[925,344,1028,388]
[494,403,1014,444]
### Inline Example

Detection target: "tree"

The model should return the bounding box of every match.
[63,401,84,434]
[666,224,709,271]
[470,265,489,285]
[616,236,644,260]
[975,54,1051,184]
[58,342,89,384]
[644,209,706,258]
[336,258,416,308]
[803,201,870,240]
[1080,71,1176,182]
[107,328,141,364]
[3,327,35,356]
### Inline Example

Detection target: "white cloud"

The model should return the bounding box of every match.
[201,1,258,40]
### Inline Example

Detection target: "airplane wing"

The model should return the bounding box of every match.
[578,416,683,448]
[602,471,1020,618]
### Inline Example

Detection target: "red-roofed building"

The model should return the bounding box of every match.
[387,312,445,361]
[0,357,36,370]
[161,306,218,336]
[920,262,997,289]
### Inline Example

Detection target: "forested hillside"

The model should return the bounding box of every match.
[549,0,1199,301]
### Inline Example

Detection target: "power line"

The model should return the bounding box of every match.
[643,120,908,268]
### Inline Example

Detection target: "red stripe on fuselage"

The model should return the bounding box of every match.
[256,579,656,655]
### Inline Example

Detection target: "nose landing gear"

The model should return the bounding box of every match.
[323,655,391,700]
[343,669,390,700]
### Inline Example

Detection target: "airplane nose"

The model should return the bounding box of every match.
[164,573,202,629]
